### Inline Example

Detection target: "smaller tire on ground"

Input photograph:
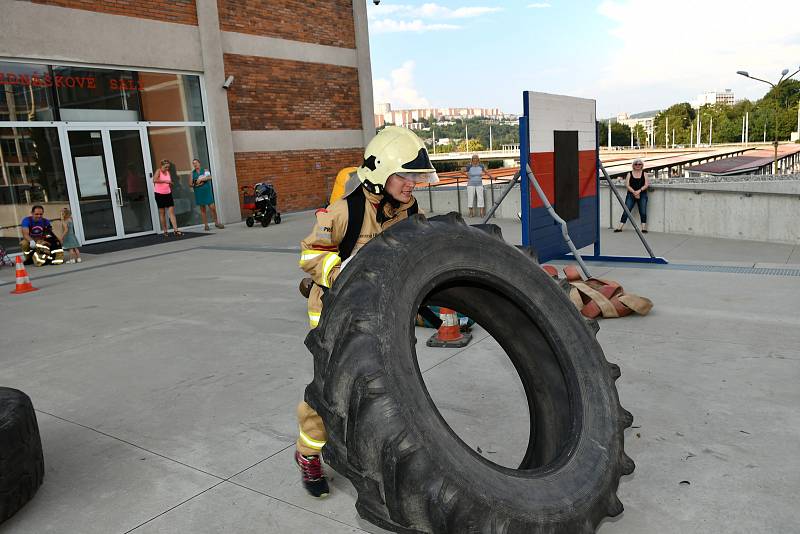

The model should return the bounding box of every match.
[274,213,281,224]
[260,215,271,227]
[245,217,255,227]
[0,388,44,524]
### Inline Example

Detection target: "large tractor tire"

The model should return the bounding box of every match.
[0,388,44,524]
[304,213,634,534]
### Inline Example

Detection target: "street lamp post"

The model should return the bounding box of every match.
[737,66,800,174]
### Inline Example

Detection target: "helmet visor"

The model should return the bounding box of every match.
[396,171,439,184]
[400,147,435,172]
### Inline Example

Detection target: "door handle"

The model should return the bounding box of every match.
[116,188,123,207]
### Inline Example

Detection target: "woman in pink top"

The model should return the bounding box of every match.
[153,159,182,237]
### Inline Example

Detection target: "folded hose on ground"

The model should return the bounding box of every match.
[542,264,653,319]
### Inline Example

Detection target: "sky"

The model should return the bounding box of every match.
[366,0,800,118]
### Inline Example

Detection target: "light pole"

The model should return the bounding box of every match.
[737,66,800,174]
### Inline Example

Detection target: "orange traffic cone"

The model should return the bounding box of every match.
[10,256,38,294]
[426,307,472,348]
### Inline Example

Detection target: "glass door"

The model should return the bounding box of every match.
[67,130,117,241]
[108,130,153,234]
[65,128,155,242]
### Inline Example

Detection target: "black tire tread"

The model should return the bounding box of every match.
[0,388,44,524]
[305,213,633,533]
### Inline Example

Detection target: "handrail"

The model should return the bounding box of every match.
[482,171,520,222]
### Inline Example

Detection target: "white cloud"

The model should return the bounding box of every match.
[597,0,800,98]
[527,2,551,7]
[369,4,414,17]
[373,61,431,108]
[416,4,502,18]
[368,3,502,24]
[371,18,460,33]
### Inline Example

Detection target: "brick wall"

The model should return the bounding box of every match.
[224,54,362,131]
[218,0,355,49]
[235,148,363,212]
[27,0,198,25]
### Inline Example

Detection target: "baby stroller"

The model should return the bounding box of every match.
[242,182,281,227]
[0,244,14,268]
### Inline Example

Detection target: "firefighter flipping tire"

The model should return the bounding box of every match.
[304,213,634,534]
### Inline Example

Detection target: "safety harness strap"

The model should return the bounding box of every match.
[340,186,366,262]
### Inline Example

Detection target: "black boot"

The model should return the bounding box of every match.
[295,450,329,498]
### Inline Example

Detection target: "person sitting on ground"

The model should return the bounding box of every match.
[20,205,52,265]
[294,126,438,498]
[462,154,490,218]
[615,159,650,233]
[33,226,65,266]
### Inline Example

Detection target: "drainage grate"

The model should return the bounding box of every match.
[579,262,800,277]
[666,264,800,276]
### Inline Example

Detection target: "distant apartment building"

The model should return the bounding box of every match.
[374,103,506,128]
[617,110,659,145]
[693,89,734,108]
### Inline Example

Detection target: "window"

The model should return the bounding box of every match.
[0,62,56,122]
[54,66,142,122]
[0,127,68,251]
[139,72,204,122]
[147,126,211,227]
[49,66,204,122]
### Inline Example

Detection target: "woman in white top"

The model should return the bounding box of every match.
[462,154,491,217]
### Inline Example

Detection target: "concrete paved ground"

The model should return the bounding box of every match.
[1,211,798,533]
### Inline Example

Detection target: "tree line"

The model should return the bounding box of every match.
[601,80,800,147]
[379,117,519,153]
[380,80,800,152]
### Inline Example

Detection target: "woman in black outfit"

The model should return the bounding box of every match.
[615,158,650,233]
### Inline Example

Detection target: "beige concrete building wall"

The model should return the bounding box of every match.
[1,0,377,222]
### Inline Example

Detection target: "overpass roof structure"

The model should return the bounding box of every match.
[601,147,754,178]
[423,145,796,187]
[685,145,800,176]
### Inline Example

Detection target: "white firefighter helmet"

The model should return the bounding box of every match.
[356,126,438,194]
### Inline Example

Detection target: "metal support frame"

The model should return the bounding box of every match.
[520,115,668,270]
[481,170,520,222]
[482,164,593,278]
[486,112,667,274]
[525,164,592,278]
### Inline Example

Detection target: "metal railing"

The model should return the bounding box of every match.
[423,168,516,216]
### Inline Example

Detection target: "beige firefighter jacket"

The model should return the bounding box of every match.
[299,187,419,328]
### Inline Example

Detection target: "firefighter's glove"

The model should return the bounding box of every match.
[299,277,313,299]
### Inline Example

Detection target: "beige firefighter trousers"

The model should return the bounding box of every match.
[296,401,327,456]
